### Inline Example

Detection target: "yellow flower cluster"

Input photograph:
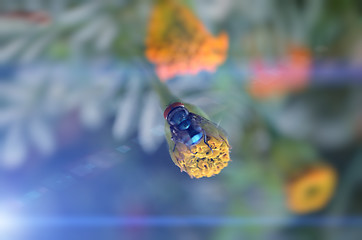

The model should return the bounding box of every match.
[286,164,337,214]
[171,136,231,178]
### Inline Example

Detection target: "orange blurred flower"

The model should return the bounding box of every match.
[248,45,311,99]
[145,0,229,81]
[0,11,51,25]
[286,164,337,214]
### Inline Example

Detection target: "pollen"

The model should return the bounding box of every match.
[172,136,231,178]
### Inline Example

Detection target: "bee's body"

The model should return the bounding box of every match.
[164,102,210,152]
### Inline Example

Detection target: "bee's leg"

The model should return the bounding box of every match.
[187,145,197,154]
[172,143,176,152]
[219,135,231,149]
[203,130,213,153]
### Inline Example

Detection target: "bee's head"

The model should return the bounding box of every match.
[164,102,189,126]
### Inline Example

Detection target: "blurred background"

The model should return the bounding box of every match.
[0,0,361,239]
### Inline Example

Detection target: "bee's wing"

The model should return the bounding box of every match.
[189,113,228,142]
[164,123,184,167]
[164,123,175,149]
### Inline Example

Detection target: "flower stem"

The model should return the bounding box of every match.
[138,61,180,109]
[150,77,180,110]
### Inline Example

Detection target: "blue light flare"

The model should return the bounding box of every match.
[9,216,362,227]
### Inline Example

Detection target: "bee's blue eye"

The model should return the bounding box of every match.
[168,107,189,126]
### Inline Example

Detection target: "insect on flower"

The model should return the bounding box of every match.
[164,102,231,178]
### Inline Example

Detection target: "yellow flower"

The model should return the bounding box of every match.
[286,164,337,214]
[145,0,229,81]
[172,135,230,178]
[164,102,231,178]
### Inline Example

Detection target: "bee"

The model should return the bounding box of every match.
[164,102,227,153]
